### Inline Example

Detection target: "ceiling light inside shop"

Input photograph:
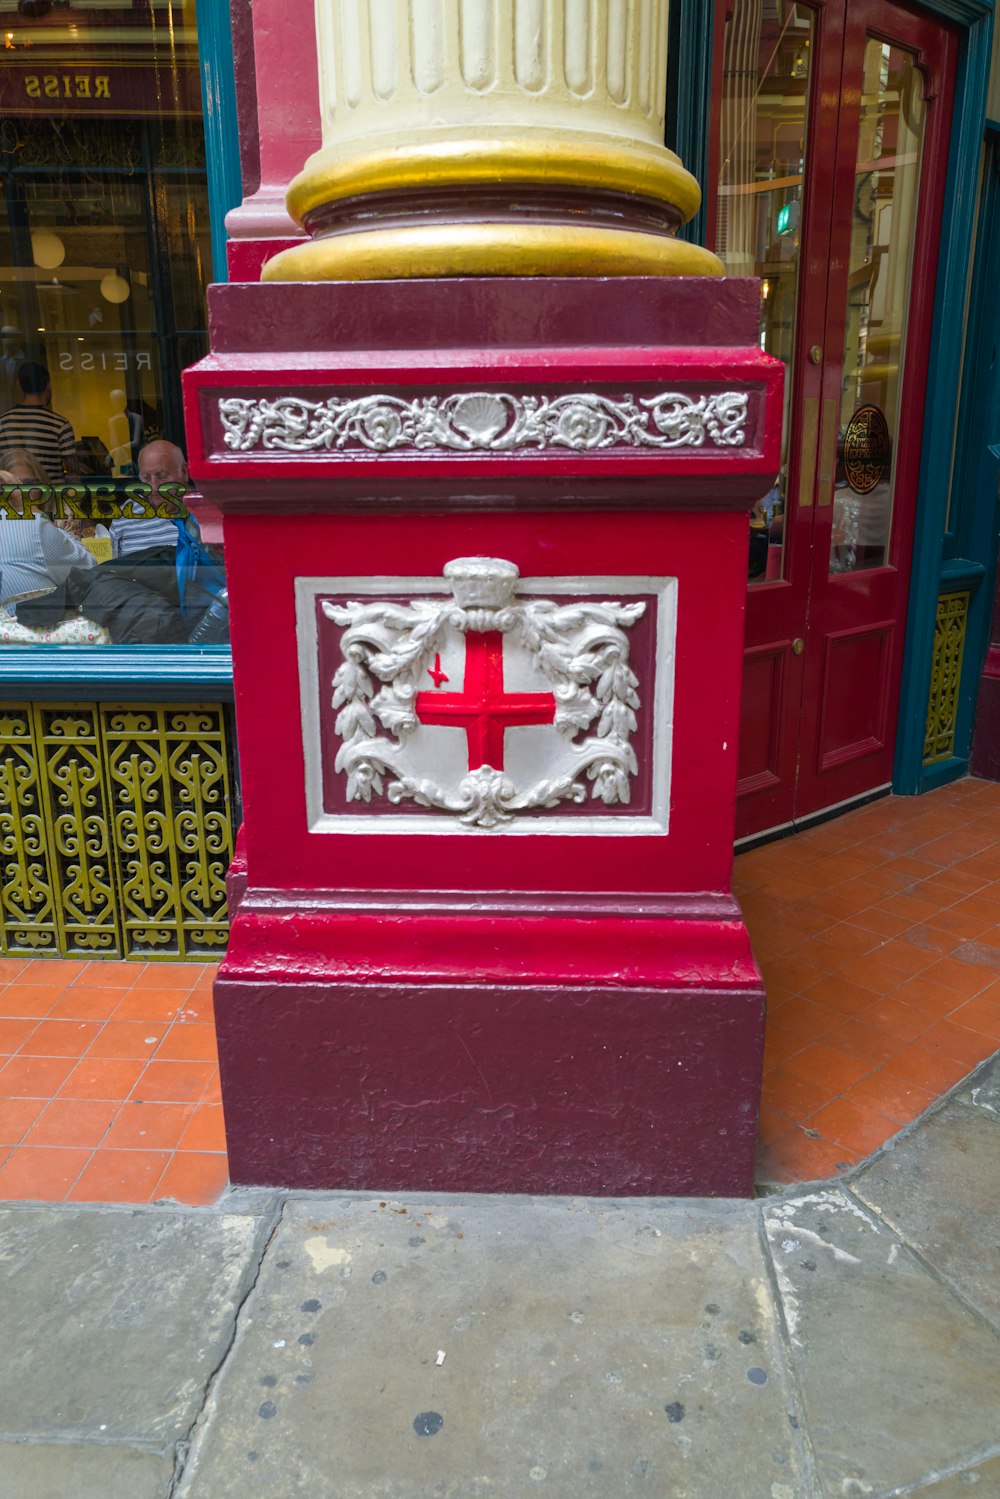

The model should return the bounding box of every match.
[99,272,131,305]
[31,229,65,270]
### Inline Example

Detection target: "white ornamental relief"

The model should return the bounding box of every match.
[324,557,646,830]
[219,388,749,456]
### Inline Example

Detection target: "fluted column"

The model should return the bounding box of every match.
[264,0,723,280]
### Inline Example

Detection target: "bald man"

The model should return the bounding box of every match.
[109,439,199,558]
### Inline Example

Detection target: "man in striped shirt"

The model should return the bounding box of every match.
[0,362,77,483]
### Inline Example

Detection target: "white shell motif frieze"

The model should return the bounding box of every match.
[219,388,749,456]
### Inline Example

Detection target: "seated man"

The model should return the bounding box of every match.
[109,439,201,558]
[0,470,97,609]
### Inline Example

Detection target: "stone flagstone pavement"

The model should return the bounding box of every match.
[2,1048,999,1499]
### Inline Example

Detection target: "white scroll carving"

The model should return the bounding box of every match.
[218,389,749,456]
[324,556,645,829]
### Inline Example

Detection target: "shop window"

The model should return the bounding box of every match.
[0,0,226,647]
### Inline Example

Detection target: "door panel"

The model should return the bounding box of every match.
[715,0,958,838]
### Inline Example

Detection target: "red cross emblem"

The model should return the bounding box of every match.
[415,630,556,770]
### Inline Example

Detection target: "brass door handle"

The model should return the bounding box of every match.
[792,638,805,656]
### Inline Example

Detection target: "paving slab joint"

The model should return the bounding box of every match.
[752,1202,823,1498]
[168,1195,288,1496]
[841,1178,1000,1345]
[882,1441,1000,1496]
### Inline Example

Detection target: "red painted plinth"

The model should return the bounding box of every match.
[185,277,782,1198]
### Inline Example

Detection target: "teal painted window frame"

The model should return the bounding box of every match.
[0,5,240,697]
[672,0,995,796]
[196,0,243,286]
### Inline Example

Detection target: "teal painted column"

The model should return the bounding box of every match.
[893,0,995,793]
[197,0,243,283]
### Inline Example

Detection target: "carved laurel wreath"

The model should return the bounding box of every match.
[324,589,645,830]
[220,389,748,456]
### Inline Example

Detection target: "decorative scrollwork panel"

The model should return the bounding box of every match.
[923,592,970,765]
[0,706,59,955]
[36,705,120,957]
[102,704,233,959]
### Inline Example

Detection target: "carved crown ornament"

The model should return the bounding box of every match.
[298,557,676,835]
[218,388,750,457]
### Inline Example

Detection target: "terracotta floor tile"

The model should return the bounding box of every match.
[0,1097,45,1145]
[848,907,914,939]
[874,893,944,924]
[132,963,206,990]
[154,1023,218,1063]
[890,975,967,1020]
[859,997,934,1044]
[0,1145,91,1200]
[0,1054,78,1097]
[916,906,993,942]
[0,1017,40,1053]
[130,1059,216,1103]
[103,1100,195,1151]
[841,1071,937,1124]
[919,956,995,1000]
[806,1097,901,1156]
[57,1056,147,1101]
[763,1027,810,1070]
[757,1100,797,1146]
[175,992,214,1024]
[881,1042,972,1095]
[23,1098,118,1149]
[110,989,190,1024]
[915,1022,996,1070]
[85,1021,166,1061]
[17,959,91,986]
[781,1042,873,1094]
[817,1018,901,1068]
[46,987,129,1022]
[799,974,879,1016]
[947,986,1000,1042]
[70,961,143,989]
[199,1066,222,1104]
[154,1151,229,1206]
[764,997,841,1045]
[177,1103,227,1153]
[762,1064,840,1121]
[899,924,964,958]
[768,904,839,939]
[0,959,28,983]
[950,939,1000,975]
[19,1018,102,1057]
[68,1148,171,1204]
[757,1129,861,1186]
[0,985,62,1018]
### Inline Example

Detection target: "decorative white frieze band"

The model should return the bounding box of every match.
[219,389,749,456]
[324,557,645,829]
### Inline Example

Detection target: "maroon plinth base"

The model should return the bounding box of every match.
[185,276,782,1198]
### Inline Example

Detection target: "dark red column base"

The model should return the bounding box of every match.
[215,971,765,1198]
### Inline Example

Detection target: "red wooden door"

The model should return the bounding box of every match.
[713,0,958,840]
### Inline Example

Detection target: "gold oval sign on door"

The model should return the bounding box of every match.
[843,405,891,494]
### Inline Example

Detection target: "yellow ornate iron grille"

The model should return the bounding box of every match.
[0,702,233,960]
[923,591,970,765]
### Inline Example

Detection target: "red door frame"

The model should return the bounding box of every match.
[716,0,959,839]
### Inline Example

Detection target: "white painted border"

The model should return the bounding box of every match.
[295,572,677,836]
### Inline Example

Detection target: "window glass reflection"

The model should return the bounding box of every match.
[830,41,925,574]
[0,0,224,644]
[716,0,814,584]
